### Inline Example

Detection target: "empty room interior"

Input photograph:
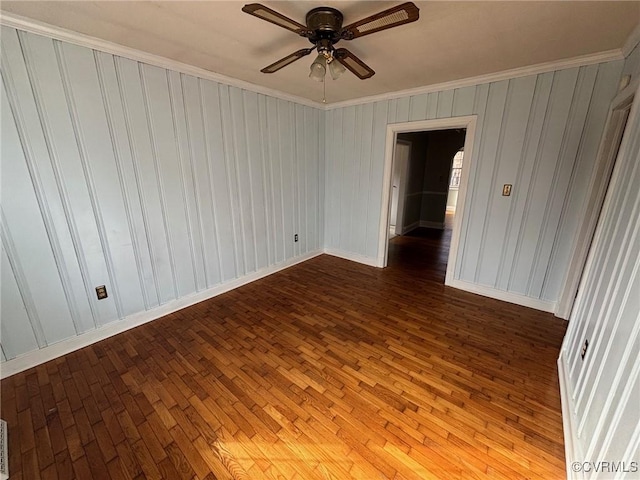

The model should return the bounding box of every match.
[1,1,639,479]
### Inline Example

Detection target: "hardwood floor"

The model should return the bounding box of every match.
[1,221,568,479]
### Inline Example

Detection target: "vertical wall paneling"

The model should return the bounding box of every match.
[167,71,206,291]
[364,101,390,258]
[116,57,175,303]
[95,52,154,309]
[1,27,323,369]
[185,75,223,287]
[436,89,454,118]
[476,76,537,287]
[201,79,238,281]
[60,41,151,319]
[454,84,487,279]
[542,61,625,302]
[245,91,269,270]
[409,94,427,121]
[1,28,96,338]
[558,73,640,476]
[267,96,285,263]
[0,226,43,355]
[425,92,439,119]
[231,87,256,274]
[528,66,598,299]
[497,73,554,290]
[452,87,476,117]
[459,80,509,282]
[257,94,274,266]
[325,58,624,308]
[23,32,122,326]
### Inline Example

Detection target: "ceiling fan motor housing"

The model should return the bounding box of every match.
[305,7,344,45]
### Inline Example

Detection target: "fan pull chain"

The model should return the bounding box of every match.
[323,78,326,103]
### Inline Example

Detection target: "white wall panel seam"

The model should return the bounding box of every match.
[474,79,513,284]
[242,92,259,268]
[16,33,99,330]
[615,420,640,480]
[455,86,484,279]
[276,98,286,260]
[0,214,47,347]
[113,58,162,305]
[303,108,310,252]
[138,64,179,299]
[496,77,540,287]
[540,66,599,300]
[572,144,638,387]
[584,276,640,457]
[2,59,85,335]
[351,105,363,253]
[507,72,556,290]
[166,71,200,291]
[215,84,241,278]
[569,97,640,378]
[257,96,272,265]
[363,104,377,250]
[527,68,581,297]
[575,168,640,420]
[94,52,150,310]
[526,69,580,298]
[197,78,224,284]
[226,87,248,275]
[588,348,640,462]
[267,98,279,262]
[179,74,209,288]
[294,105,301,256]
[55,41,124,320]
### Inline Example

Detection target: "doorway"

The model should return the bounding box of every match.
[378,116,478,286]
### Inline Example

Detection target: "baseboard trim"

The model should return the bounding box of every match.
[447,279,556,313]
[324,249,381,268]
[0,251,322,379]
[419,220,445,230]
[558,354,581,480]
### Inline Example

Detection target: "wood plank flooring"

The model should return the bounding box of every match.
[1,222,568,479]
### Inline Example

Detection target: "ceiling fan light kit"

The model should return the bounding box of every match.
[242,2,419,82]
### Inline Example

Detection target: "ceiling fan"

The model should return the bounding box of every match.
[242,2,419,81]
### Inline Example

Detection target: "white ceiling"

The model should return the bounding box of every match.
[2,1,639,104]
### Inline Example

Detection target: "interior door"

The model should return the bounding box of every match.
[390,141,411,234]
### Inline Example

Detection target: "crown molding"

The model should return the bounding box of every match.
[0,11,628,111]
[622,22,640,58]
[0,12,324,109]
[326,49,624,110]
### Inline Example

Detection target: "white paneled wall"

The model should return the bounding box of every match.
[324,60,623,307]
[0,27,323,366]
[558,45,640,479]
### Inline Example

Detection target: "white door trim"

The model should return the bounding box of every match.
[377,116,478,286]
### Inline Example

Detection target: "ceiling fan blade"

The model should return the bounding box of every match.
[261,48,314,74]
[242,3,307,35]
[334,49,375,79]
[341,2,419,39]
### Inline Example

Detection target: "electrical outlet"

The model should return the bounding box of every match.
[502,184,512,196]
[96,285,108,300]
[581,339,589,360]
[294,234,299,242]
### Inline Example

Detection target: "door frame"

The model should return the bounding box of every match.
[377,115,478,288]
[555,82,637,319]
